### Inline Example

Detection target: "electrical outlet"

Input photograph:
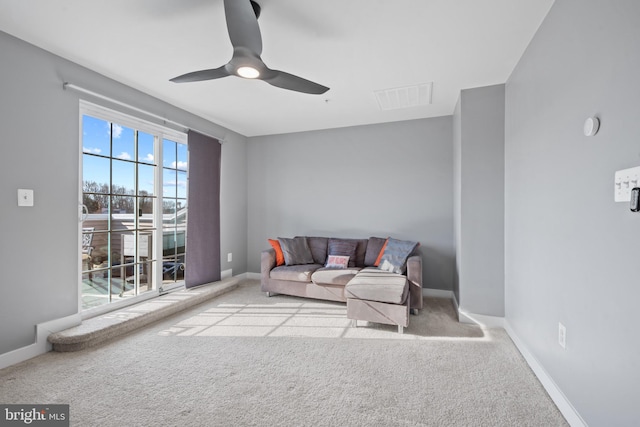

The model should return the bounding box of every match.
[558,322,567,349]
[227,253,232,262]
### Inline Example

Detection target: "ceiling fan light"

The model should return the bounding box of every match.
[237,66,260,79]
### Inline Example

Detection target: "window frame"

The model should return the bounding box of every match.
[78,100,188,318]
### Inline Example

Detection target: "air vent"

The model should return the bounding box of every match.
[374,82,433,111]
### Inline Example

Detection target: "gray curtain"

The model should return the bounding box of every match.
[185,130,221,288]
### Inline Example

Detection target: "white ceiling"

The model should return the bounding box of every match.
[0,0,554,137]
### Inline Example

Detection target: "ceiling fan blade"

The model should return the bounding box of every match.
[263,70,330,95]
[224,0,262,55]
[170,65,230,83]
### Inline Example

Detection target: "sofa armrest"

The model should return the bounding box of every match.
[406,255,423,310]
[261,248,276,281]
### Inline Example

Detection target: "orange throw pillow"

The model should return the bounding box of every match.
[374,238,389,266]
[268,239,285,266]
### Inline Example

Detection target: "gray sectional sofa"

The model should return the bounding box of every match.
[261,236,423,331]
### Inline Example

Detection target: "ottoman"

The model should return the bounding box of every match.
[344,269,410,334]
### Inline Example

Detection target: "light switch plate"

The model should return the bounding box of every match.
[614,166,640,202]
[17,189,34,207]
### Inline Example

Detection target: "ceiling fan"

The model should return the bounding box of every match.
[170,0,329,95]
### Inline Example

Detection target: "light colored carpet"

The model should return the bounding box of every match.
[0,280,567,426]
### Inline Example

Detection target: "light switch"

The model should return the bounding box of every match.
[614,166,640,202]
[17,189,34,207]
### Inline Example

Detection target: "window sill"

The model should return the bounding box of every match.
[50,277,239,352]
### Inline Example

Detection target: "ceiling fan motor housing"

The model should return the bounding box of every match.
[250,1,261,19]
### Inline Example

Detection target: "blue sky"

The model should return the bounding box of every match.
[82,115,187,198]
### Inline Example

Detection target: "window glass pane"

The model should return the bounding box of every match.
[162,198,176,216]
[111,195,135,216]
[82,270,111,309]
[162,228,176,257]
[112,159,135,195]
[138,232,153,258]
[176,143,188,171]
[138,132,155,164]
[138,196,155,229]
[83,154,110,191]
[88,231,109,269]
[175,231,186,256]
[163,256,184,283]
[176,201,187,231]
[112,124,135,161]
[111,267,133,297]
[82,115,110,157]
[162,199,176,216]
[81,229,95,273]
[82,227,103,271]
[138,163,155,196]
[163,168,177,197]
[112,231,133,268]
[111,195,135,231]
[176,170,187,198]
[163,139,176,168]
[82,194,109,232]
[140,261,155,293]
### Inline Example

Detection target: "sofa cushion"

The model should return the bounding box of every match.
[352,239,369,267]
[378,238,419,274]
[312,267,362,286]
[364,237,388,266]
[306,236,328,265]
[327,239,358,267]
[270,264,322,282]
[278,237,314,266]
[345,269,408,304]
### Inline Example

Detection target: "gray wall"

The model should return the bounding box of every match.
[454,85,505,316]
[0,31,248,355]
[247,118,454,292]
[505,0,640,425]
[452,98,462,304]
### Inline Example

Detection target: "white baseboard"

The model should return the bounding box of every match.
[227,271,261,281]
[422,288,454,299]
[0,313,81,370]
[458,308,505,328]
[505,321,587,427]
[221,269,233,279]
[424,290,584,425]
[230,272,255,280]
[423,288,504,328]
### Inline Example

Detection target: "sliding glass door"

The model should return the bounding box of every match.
[161,139,188,290]
[80,102,188,311]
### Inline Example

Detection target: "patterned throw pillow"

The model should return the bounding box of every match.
[325,255,350,269]
[377,238,419,274]
[277,237,315,266]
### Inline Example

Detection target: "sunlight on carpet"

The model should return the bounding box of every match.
[158,283,489,341]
